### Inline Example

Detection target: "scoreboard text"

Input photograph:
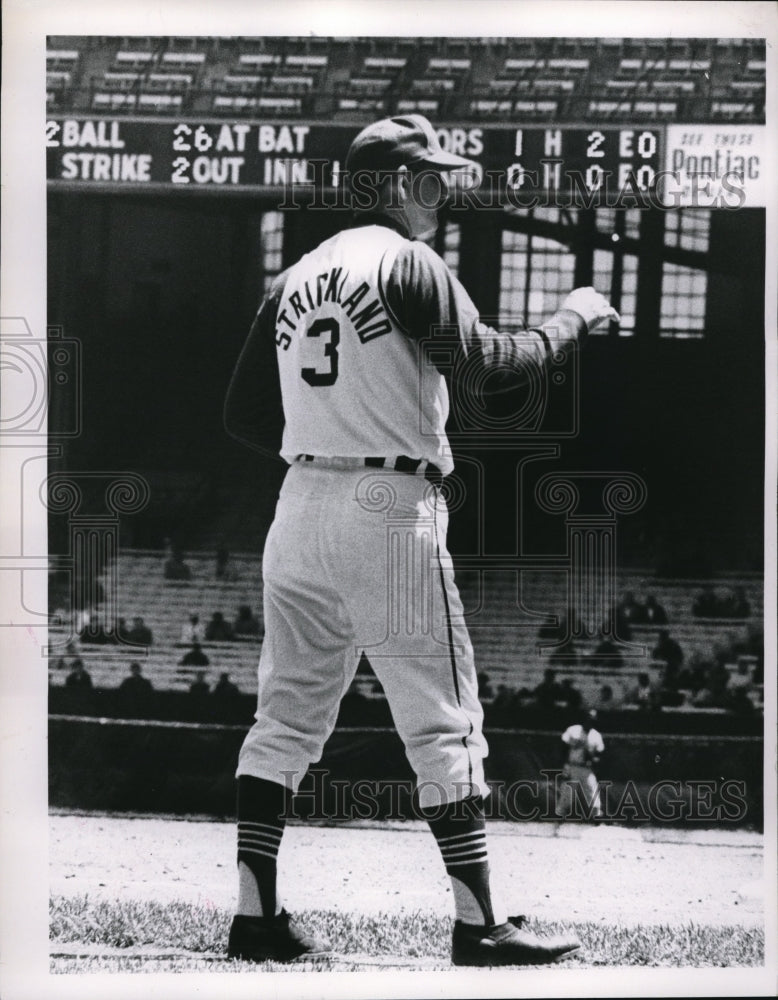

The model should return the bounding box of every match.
[46,118,664,203]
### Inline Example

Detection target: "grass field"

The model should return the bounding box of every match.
[49,895,765,973]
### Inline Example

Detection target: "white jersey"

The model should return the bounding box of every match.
[561,724,604,766]
[275,225,452,473]
[225,216,586,479]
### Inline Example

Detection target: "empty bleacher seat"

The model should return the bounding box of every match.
[588,100,633,119]
[347,76,394,94]
[138,93,183,110]
[284,53,328,69]
[213,95,259,112]
[101,71,141,89]
[267,74,314,93]
[239,53,281,69]
[729,80,765,97]
[633,100,678,119]
[396,98,439,114]
[533,78,576,93]
[162,50,207,67]
[114,50,157,69]
[501,57,542,77]
[488,79,517,94]
[337,97,386,114]
[427,57,471,73]
[145,72,193,92]
[469,99,513,116]
[363,56,407,72]
[92,92,138,110]
[514,99,558,117]
[46,48,80,68]
[547,58,590,73]
[411,77,455,93]
[712,101,756,120]
[258,96,302,113]
[46,70,71,89]
[221,74,262,94]
[651,79,696,95]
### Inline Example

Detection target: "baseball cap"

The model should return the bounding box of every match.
[346,114,478,175]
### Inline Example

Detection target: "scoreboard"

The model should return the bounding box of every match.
[45,117,766,207]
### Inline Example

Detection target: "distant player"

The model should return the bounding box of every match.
[556,709,606,820]
[224,114,618,966]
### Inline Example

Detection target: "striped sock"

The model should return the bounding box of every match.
[424,797,505,927]
[236,775,290,918]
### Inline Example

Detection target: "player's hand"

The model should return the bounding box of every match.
[561,287,620,332]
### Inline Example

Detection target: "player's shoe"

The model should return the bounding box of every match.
[451,915,581,966]
[227,910,332,962]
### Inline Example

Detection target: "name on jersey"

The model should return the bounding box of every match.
[275,267,391,348]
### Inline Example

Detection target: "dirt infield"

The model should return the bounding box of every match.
[49,812,764,928]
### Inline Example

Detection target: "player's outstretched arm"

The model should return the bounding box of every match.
[384,243,618,390]
[537,286,620,357]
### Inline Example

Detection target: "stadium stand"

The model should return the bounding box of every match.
[47,35,765,122]
[48,551,763,719]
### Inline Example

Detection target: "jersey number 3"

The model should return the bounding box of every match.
[301,318,340,387]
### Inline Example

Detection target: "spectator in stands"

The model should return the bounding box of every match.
[559,677,583,711]
[126,615,153,647]
[164,540,192,581]
[677,650,709,695]
[181,613,203,645]
[179,641,210,667]
[212,671,243,722]
[651,630,684,689]
[691,660,729,708]
[722,586,751,619]
[538,605,580,643]
[117,661,154,716]
[625,672,660,711]
[588,635,624,669]
[213,671,241,702]
[205,611,235,642]
[604,601,632,641]
[78,605,113,644]
[712,630,741,669]
[725,658,755,714]
[594,683,618,712]
[65,659,93,690]
[692,585,719,618]
[215,541,239,582]
[51,639,83,673]
[618,590,646,625]
[643,594,668,625]
[233,604,261,638]
[189,670,211,701]
[548,638,580,669]
[533,668,564,709]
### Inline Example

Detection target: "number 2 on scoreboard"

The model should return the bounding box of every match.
[586,130,606,158]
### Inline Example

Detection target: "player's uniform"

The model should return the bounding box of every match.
[224,113,606,966]
[226,216,585,809]
[556,723,605,818]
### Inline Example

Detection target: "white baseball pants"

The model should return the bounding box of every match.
[237,462,489,809]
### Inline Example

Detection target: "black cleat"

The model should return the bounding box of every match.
[227,910,332,963]
[452,915,580,967]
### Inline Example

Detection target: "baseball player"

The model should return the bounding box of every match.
[223,114,618,966]
[556,709,606,820]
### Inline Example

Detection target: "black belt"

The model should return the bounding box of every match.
[299,454,444,487]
